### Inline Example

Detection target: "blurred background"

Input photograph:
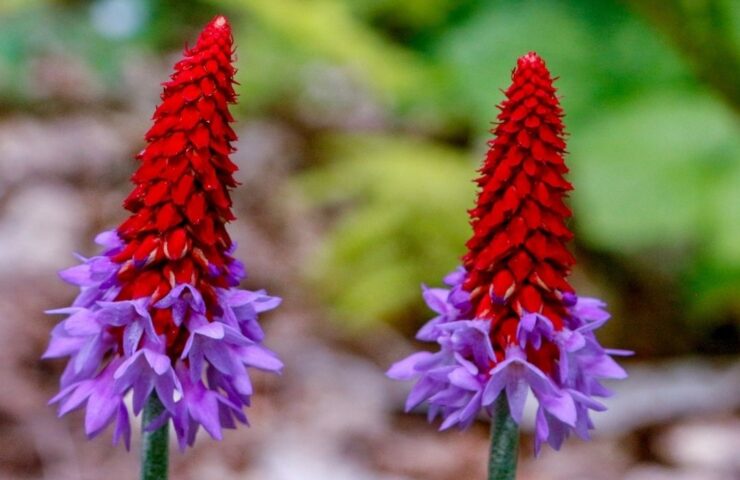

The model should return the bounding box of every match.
[0,0,738,479]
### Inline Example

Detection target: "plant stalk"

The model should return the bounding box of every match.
[487,395,519,480]
[141,394,168,480]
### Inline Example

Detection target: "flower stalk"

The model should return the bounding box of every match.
[141,395,168,480]
[488,395,519,480]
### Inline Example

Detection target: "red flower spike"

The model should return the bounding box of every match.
[114,15,239,355]
[45,16,287,451]
[462,52,575,366]
[387,52,630,452]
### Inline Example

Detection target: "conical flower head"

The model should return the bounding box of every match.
[116,15,241,348]
[388,53,629,453]
[44,16,283,450]
[463,52,575,374]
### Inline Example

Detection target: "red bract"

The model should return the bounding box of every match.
[116,15,239,355]
[462,52,575,369]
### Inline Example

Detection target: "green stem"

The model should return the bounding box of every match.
[141,394,169,480]
[488,395,520,480]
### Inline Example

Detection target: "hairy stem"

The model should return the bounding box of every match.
[141,394,168,480]
[488,395,519,480]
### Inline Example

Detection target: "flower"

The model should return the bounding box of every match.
[44,15,283,450]
[387,52,630,453]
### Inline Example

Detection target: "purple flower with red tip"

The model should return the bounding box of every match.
[44,15,282,450]
[387,52,630,453]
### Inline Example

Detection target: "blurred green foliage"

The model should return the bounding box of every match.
[0,0,738,338]
[0,0,217,105]
[571,93,739,252]
[224,0,431,97]
[0,4,123,101]
[299,134,474,328]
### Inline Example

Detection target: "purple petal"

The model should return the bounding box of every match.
[74,334,109,375]
[204,343,237,374]
[405,377,437,411]
[43,335,86,359]
[221,324,251,346]
[569,389,606,412]
[112,403,131,450]
[606,348,634,356]
[143,410,169,432]
[58,264,97,286]
[252,293,281,313]
[586,353,628,379]
[521,361,558,398]
[194,322,225,339]
[482,362,511,405]
[443,267,466,287]
[539,391,576,426]
[227,369,253,396]
[459,391,483,427]
[534,407,549,456]
[238,345,283,372]
[123,322,144,357]
[132,378,155,414]
[386,352,432,380]
[187,342,205,383]
[240,318,265,342]
[62,309,99,336]
[189,391,222,440]
[415,317,444,341]
[113,351,143,383]
[422,286,449,315]
[144,350,171,376]
[84,378,119,436]
[439,410,463,430]
[94,230,122,249]
[154,373,181,414]
[505,379,528,424]
[56,381,95,415]
[449,368,481,391]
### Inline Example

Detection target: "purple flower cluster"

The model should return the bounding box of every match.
[44,231,282,450]
[387,268,630,453]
